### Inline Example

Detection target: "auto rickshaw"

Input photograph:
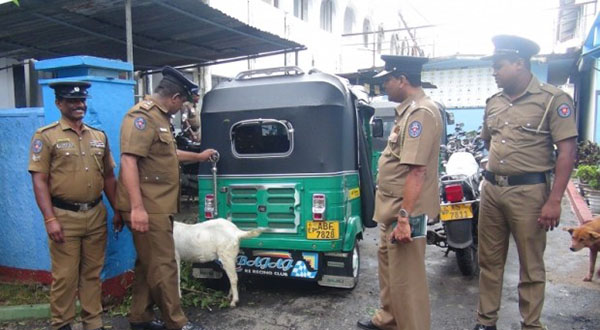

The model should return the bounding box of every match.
[193,66,376,289]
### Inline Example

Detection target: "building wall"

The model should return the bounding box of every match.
[209,0,404,76]
[0,108,50,271]
[0,58,17,109]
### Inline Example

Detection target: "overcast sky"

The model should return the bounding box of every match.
[393,0,560,56]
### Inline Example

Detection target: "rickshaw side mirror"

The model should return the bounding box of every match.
[372,118,384,138]
[446,111,455,125]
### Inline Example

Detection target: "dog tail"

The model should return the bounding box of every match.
[238,227,266,240]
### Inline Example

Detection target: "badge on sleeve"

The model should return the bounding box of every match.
[557,103,572,118]
[408,121,422,138]
[32,139,43,154]
[134,117,147,130]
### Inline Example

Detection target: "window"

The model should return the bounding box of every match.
[320,0,333,32]
[231,119,294,158]
[343,7,355,34]
[363,18,372,47]
[294,0,308,21]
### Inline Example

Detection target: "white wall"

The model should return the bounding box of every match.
[209,0,407,77]
[0,58,17,109]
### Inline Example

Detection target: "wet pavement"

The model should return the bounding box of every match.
[2,197,599,330]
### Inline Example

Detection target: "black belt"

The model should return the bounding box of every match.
[483,170,547,187]
[51,197,102,212]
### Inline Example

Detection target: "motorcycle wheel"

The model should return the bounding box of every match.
[455,245,478,276]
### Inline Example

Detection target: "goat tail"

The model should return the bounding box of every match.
[238,227,266,240]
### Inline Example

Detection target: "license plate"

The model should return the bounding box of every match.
[306,221,339,239]
[440,204,473,221]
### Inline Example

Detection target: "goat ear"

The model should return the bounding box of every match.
[590,232,600,240]
[562,227,574,235]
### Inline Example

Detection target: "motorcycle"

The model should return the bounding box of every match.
[428,124,485,276]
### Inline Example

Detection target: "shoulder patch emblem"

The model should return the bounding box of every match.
[408,121,422,138]
[134,117,147,130]
[32,139,43,154]
[557,103,572,118]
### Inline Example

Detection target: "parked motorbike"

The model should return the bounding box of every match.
[175,131,203,201]
[428,124,485,276]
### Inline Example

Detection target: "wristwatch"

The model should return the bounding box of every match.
[399,208,409,218]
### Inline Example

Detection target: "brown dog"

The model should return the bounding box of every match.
[563,217,600,281]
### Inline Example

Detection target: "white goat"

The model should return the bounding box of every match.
[173,218,264,307]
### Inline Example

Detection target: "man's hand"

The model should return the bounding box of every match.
[130,207,149,232]
[198,148,218,162]
[113,211,124,233]
[46,219,65,243]
[537,199,561,231]
[390,216,412,244]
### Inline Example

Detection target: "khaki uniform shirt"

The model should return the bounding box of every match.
[481,76,578,175]
[116,96,180,214]
[182,101,201,143]
[374,89,442,224]
[28,118,115,203]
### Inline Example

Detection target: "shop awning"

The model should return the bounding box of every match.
[0,0,305,70]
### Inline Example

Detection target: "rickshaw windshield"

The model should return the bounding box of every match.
[230,119,294,158]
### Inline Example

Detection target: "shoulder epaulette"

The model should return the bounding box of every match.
[486,91,502,104]
[538,82,562,95]
[36,121,59,133]
[139,99,155,111]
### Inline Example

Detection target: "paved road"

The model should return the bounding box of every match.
[4,197,599,330]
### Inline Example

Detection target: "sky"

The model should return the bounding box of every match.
[391,0,562,56]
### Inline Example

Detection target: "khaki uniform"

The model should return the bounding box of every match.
[372,90,442,330]
[181,101,201,143]
[477,76,578,329]
[28,118,115,330]
[116,96,187,329]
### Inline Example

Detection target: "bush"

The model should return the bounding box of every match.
[576,165,600,190]
[577,140,600,166]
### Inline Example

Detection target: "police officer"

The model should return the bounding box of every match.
[474,35,578,330]
[117,66,216,330]
[357,55,442,330]
[181,88,202,143]
[28,81,121,330]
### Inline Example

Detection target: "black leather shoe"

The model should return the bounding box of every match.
[57,325,72,330]
[357,318,381,330]
[180,322,207,330]
[473,324,497,330]
[131,320,166,330]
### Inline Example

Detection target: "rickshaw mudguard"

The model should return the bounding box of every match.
[342,215,363,251]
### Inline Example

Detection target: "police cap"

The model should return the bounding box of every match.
[49,81,91,99]
[484,35,540,60]
[373,55,428,80]
[161,66,198,101]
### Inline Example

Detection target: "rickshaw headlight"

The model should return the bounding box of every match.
[204,194,215,219]
[312,194,326,220]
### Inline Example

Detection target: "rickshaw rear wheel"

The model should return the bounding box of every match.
[347,239,360,289]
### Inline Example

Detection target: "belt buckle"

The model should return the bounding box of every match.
[495,175,509,187]
[79,203,90,211]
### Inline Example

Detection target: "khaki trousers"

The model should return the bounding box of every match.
[477,181,549,329]
[124,213,187,329]
[372,223,430,330]
[49,203,107,330]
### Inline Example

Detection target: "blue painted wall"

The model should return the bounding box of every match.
[0,108,50,270]
[0,56,137,280]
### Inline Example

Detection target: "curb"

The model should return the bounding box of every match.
[0,303,50,322]
[566,180,593,225]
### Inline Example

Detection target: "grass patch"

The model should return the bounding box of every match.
[107,262,229,316]
[0,283,49,306]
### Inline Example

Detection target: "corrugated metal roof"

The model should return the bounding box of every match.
[0,0,305,70]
